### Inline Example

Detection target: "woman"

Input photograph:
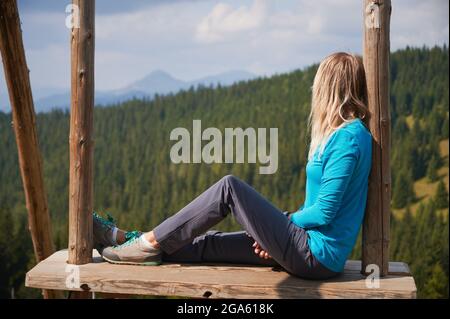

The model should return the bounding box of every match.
[93,52,372,280]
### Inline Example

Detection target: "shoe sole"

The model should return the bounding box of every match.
[102,255,162,266]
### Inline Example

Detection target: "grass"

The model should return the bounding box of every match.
[405,115,415,129]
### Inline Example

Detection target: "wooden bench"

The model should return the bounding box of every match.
[26,250,416,299]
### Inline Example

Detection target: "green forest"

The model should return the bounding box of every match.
[0,46,448,299]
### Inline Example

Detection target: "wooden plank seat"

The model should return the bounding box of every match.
[26,250,416,299]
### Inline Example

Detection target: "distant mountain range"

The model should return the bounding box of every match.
[0,70,257,113]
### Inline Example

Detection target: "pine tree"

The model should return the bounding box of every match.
[441,116,449,139]
[426,155,439,182]
[0,209,13,298]
[396,206,414,262]
[422,264,448,298]
[392,168,416,208]
[434,180,449,209]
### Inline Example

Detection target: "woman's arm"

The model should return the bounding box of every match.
[290,130,359,228]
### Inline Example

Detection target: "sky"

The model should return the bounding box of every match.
[0,0,448,94]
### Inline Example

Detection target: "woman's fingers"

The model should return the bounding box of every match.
[253,241,262,252]
[253,241,260,254]
[253,241,262,249]
[255,249,272,259]
[252,241,272,259]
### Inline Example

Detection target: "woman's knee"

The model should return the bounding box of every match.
[221,174,240,186]
[221,175,248,194]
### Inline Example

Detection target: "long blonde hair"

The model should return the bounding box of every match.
[308,52,370,160]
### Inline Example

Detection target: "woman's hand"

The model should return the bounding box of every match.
[284,210,294,220]
[252,241,272,259]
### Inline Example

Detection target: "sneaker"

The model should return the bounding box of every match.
[93,211,117,254]
[93,212,142,254]
[102,236,162,266]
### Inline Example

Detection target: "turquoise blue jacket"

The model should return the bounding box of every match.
[291,118,372,273]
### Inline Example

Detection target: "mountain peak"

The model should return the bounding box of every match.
[124,70,185,93]
[146,69,175,79]
[6,69,258,112]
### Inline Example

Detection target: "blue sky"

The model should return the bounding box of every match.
[1,0,448,94]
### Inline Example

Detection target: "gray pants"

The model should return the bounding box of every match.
[153,175,337,279]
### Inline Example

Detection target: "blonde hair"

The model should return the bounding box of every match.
[308,52,370,160]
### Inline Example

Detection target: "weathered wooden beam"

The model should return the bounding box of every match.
[68,0,95,266]
[26,250,417,299]
[362,0,392,277]
[0,0,62,299]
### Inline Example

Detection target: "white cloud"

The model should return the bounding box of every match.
[26,44,70,90]
[195,0,269,43]
[96,1,202,50]
[391,0,449,49]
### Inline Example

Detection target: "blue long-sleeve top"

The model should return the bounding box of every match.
[291,118,372,273]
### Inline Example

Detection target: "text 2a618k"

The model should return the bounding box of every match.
[221,303,274,314]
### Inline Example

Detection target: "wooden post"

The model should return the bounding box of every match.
[68,0,95,266]
[0,0,61,299]
[362,0,392,277]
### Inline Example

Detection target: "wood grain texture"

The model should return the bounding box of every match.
[68,0,95,265]
[0,0,61,299]
[362,0,392,276]
[26,250,416,299]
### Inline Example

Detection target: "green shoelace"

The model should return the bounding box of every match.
[115,235,140,250]
[93,211,116,228]
[124,230,142,242]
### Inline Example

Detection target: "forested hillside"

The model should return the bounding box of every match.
[0,46,448,298]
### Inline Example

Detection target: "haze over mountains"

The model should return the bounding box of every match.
[0,69,257,113]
